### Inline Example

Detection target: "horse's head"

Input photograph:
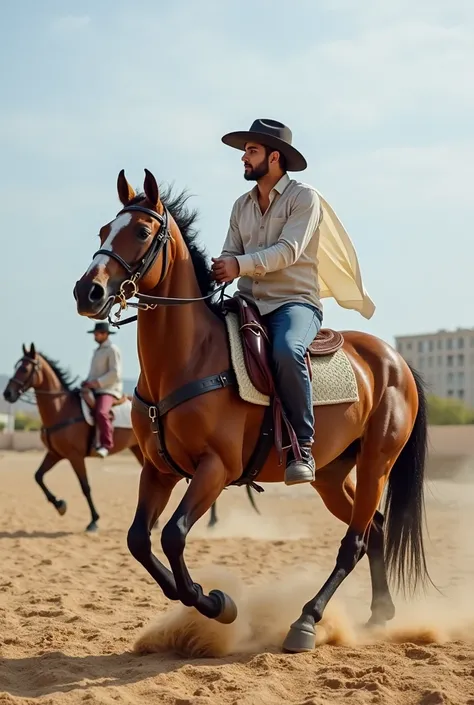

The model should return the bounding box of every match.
[73,169,171,320]
[3,344,41,403]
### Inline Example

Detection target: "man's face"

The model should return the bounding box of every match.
[94,332,108,345]
[242,142,270,181]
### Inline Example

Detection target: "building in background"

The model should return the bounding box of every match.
[395,327,474,408]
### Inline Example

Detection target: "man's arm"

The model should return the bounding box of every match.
[236,188,321,277]
[220,200,244,257]
[96,346,122,388]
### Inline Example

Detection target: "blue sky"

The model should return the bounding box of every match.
[1,0,473,381]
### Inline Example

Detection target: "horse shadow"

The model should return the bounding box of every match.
[0,530,74,539]
[0,650,257,698]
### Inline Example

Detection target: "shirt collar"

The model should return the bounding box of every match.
[249,173,291,204]
[98,338,112,349]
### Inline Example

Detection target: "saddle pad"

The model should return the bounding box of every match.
[80,397,133,428]
[225,312,359,407]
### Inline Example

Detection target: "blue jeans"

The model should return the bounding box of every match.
[263,303,322,446]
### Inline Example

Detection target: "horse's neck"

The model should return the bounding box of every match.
[136,252,229,402]
[34,362,77,425]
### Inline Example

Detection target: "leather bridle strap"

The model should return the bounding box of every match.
[92,204,171,283]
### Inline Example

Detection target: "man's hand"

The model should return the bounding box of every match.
[211,256,240,283]
[81,380,99,390]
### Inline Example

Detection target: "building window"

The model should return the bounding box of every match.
[447,389,454,397]
[458,354,464,366]
[447,338,453,350]
[458,337,465,349]
[418,341,423,353]
[458,372,465,385]
[437,355,442,365]
[429,340,434,352]
[458,389,465,400]
[428,357,433,368]
[447,372,454,385]
[419,357,424,369]
[407,342,412,350]
[437,339,443,350]
[447,355,453,367]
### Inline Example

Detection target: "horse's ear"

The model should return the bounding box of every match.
[30,343,36,358]
[143,169,159,207]
[117,169,136,206]
[22,343,27,355]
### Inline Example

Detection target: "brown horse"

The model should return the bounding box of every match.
[72,169,432,653]
[2,345,259,533]
[3,344,143,532]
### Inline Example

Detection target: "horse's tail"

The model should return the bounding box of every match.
[246,485,261,515]
[383,365,433,596]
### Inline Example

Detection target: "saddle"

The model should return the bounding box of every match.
[222,294,344,461]
[80,389,130,416]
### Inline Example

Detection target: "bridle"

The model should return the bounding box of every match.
[92,204,172,318]
[7,356,42,397]
[92,202,228,329]
[7,356,76,400]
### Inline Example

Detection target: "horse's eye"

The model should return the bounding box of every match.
[137,228,150,242]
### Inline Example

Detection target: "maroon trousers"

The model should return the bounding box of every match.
[95,394,114,450]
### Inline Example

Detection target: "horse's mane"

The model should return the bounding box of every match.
[38,352,77,391]
[128,184,222,315]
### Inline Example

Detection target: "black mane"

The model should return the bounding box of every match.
[129,184,221,314]
[39,353,77,391]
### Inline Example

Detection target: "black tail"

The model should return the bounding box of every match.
[246,485,261,515]
[383,366,432,596]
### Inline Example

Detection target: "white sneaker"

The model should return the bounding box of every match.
[95,447,109,458]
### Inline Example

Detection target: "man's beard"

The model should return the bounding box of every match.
[244,157,269,181]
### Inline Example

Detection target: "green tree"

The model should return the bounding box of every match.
[14,411,42,431]
[427,394,474,425]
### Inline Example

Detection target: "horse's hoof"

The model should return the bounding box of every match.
[282,616,316,653]
[56,500,67,516]
[85,521,98,533]
[210,589,238,624]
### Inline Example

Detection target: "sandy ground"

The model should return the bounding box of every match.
[1,449,474,705]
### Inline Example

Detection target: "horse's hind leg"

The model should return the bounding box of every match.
[207,502,218,528]
[284,409,409,653]
[336,475,395,626]
[69,456,100,532]
[34,451,66,515]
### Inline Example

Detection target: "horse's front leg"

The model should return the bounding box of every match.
[160,453,237,624]
[127,461,181,601]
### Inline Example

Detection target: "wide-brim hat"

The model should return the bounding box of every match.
[221,118,307,172]
[87,321,115,334]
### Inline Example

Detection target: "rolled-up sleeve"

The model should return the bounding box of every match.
[236,188,321,277]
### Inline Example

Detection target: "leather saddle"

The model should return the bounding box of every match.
[222,294,345,462]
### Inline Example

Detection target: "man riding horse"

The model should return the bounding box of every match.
[212,118,373,486]
[81,321,123,457]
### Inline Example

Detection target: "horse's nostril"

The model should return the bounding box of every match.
[88,283,106,303]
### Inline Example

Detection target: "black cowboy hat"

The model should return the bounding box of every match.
[221,118,307,172]
[87,321,115,334]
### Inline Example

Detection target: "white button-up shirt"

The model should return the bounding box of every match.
[220,173,323,315]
